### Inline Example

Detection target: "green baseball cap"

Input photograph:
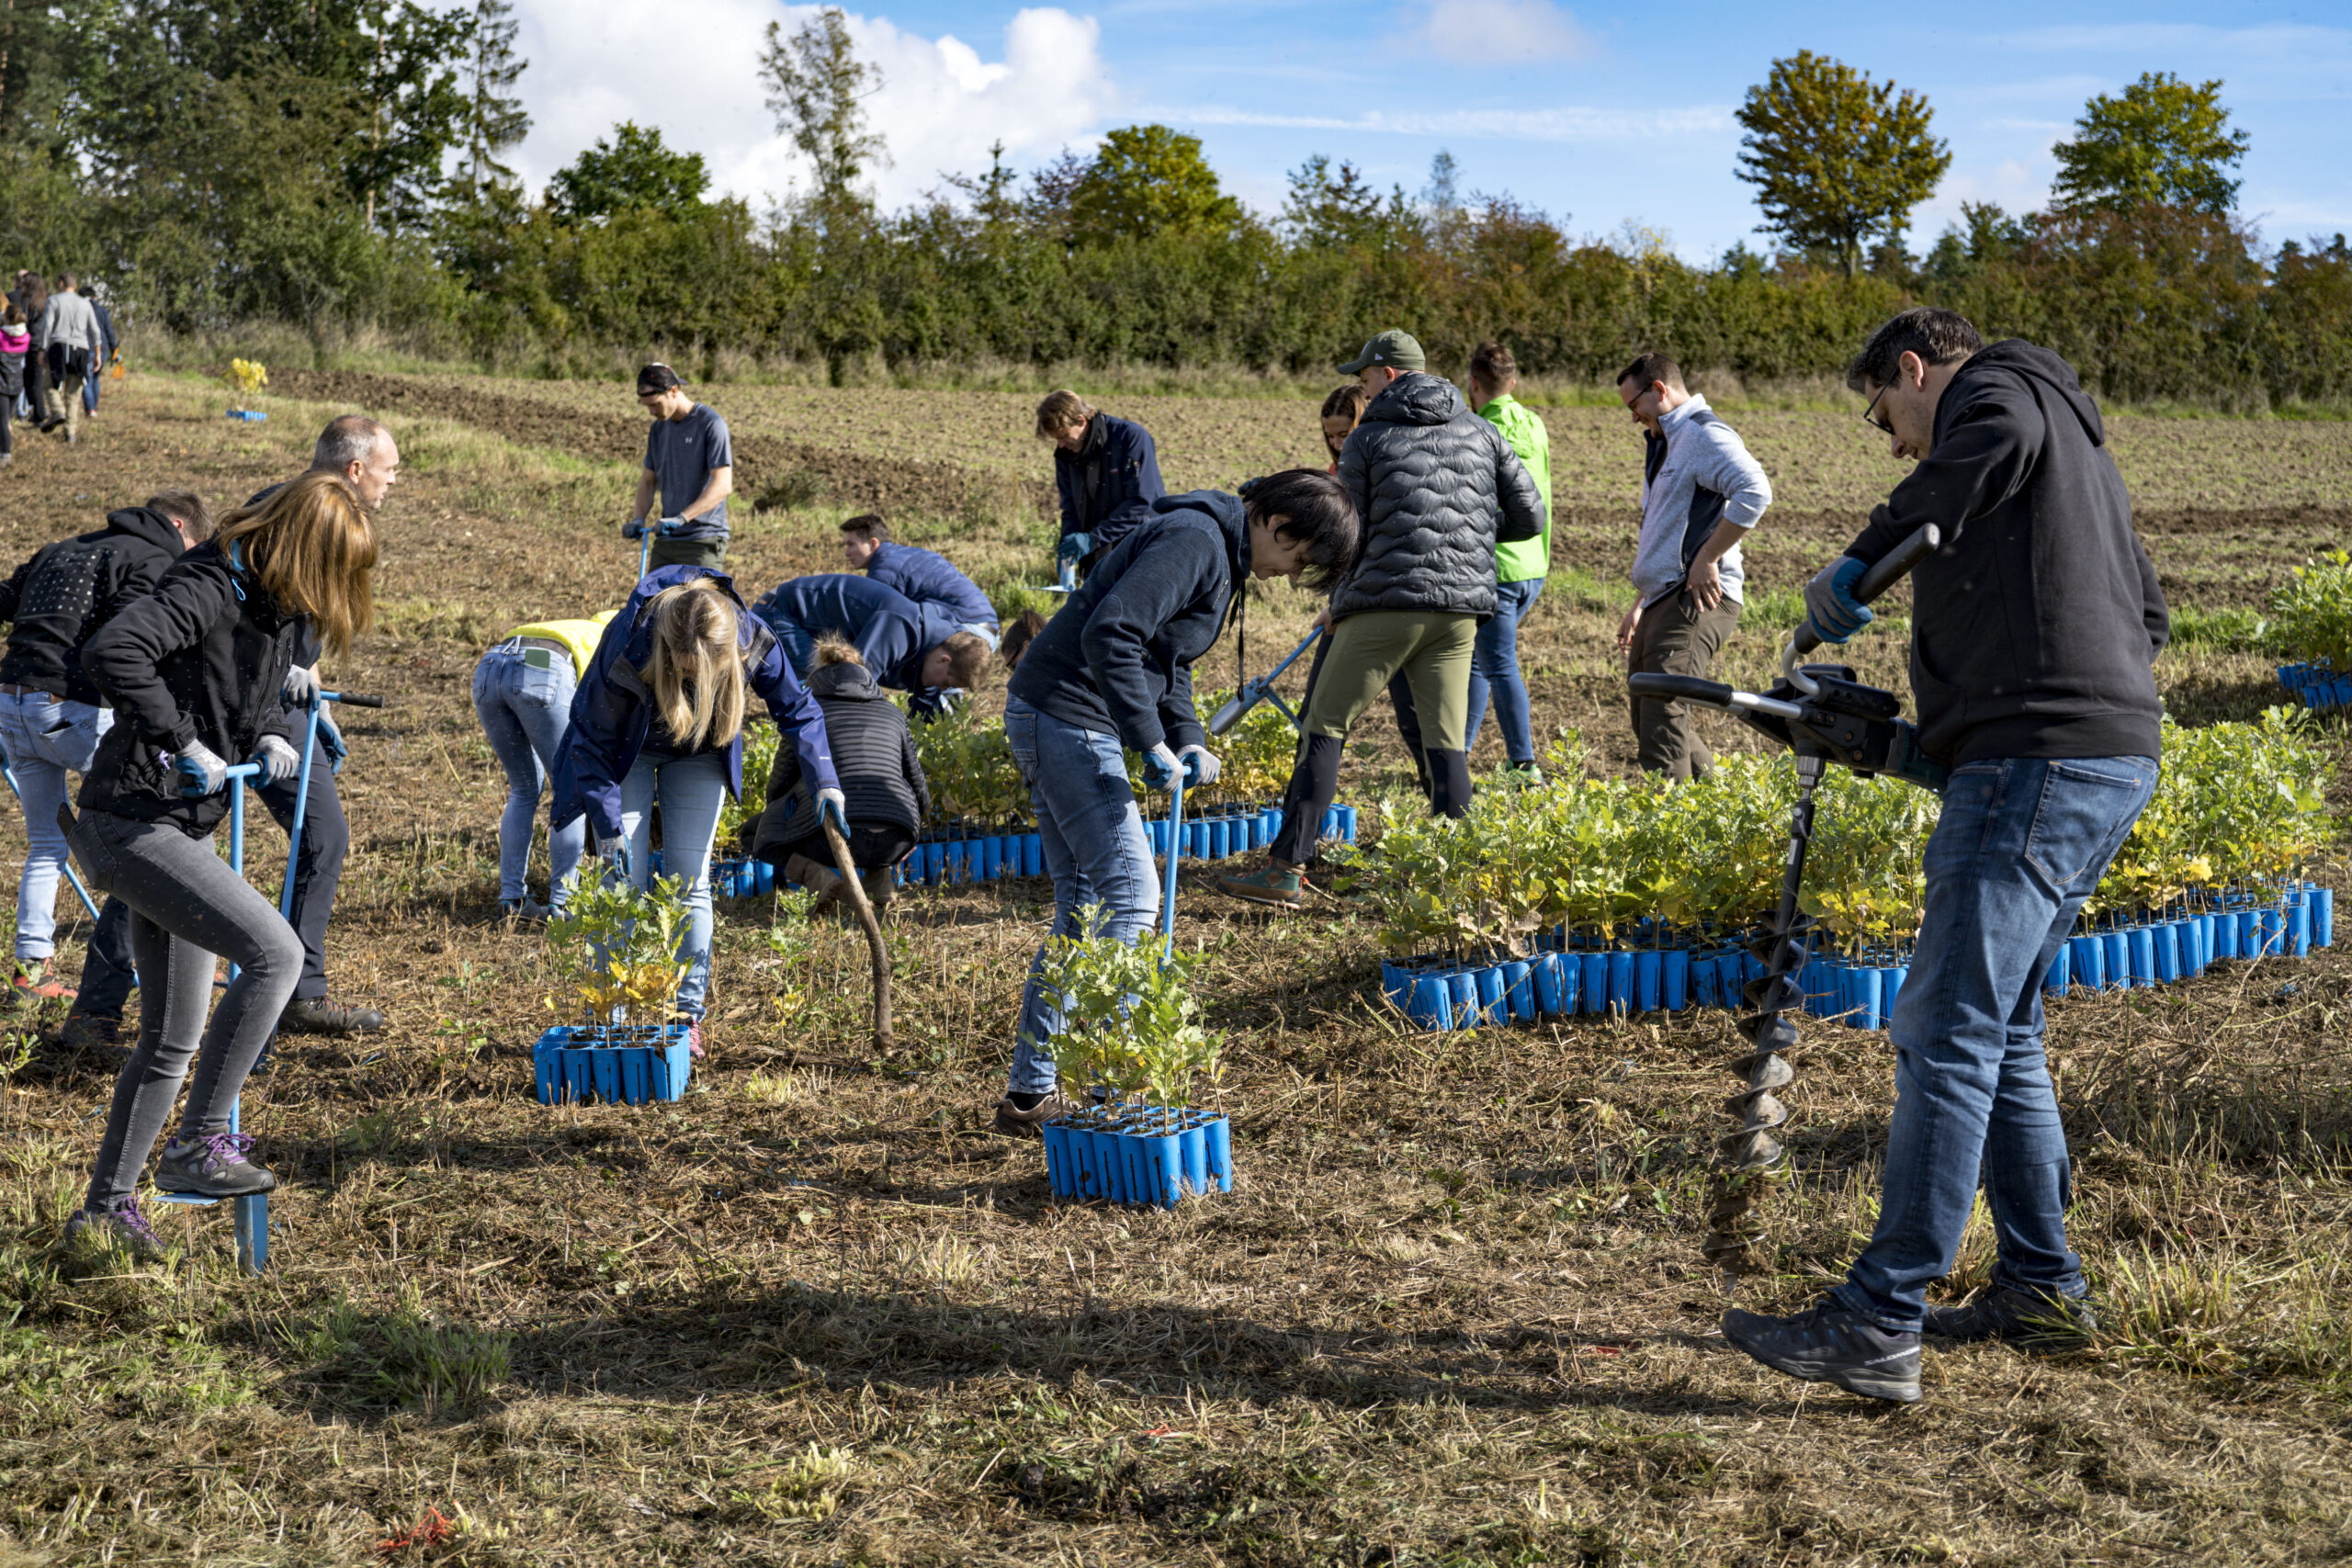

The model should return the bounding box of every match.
[1338,329,1426,375]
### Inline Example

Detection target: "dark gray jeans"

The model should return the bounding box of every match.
[73,810,305,1211]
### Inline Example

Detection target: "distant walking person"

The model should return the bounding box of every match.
[34,273,102,444]
[81,296,116,418]
[17,276,47,433]
[1464,342,1554,783]
[1614,352,1772,780]
[0,301,26,465]
[1037,390,1165,581]
[1219,329,1544,910]
[625,363,733,571]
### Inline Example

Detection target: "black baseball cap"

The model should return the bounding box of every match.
[637,362,683,394]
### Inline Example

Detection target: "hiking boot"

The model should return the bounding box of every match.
[993,1090,1077,1138]
[502,897,552,924]
[279,997,384,1034]
[58,1010,126,1055]
[1721,1298,1921,1404]
[1216,861,1307,910]
[1925,1282,2098,1348]
[154,1131,277,1198]
[11,960,74,1002]
[1498,762,1544,789]
[65,1200,168,1265]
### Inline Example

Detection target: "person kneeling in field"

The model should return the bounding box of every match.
[752,637,930,913]
[991,470,1358,1136]
[751,572,993,720]
[62,473,376,1260]
[1719,309,2167,1404]
[553,570,845,1058]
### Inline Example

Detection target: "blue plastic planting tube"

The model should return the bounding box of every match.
[1579,953,1606,1015]
[1604,951,1634,1016]
[1447,971,1477,1029]
[1408,974,1451,1031]
[1663,949,1689,1011]
[1503,959,1534,1021]
[1634,950,1661,1013]
[1474,964,1507,1025]
[2315,886,2335,948]
[1532,953,1565,1014]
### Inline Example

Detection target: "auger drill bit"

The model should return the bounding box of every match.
[1704,750,1826,1280]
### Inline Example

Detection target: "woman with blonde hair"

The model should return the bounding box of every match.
[552,566,842,1051]
[62,470,376,1258]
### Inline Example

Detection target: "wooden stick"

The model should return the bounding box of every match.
[821,819,893,1050]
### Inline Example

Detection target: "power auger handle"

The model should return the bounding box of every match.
[1788,523,1942,657]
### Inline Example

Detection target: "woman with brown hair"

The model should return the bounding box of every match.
[62,471,378,1258]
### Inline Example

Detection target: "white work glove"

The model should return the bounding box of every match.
[253,734,301,784]
[172,739,230,797]
[1177,744,1220,788]
[1140,743,1182,790]
[815,787,849,838]
[282,664,321,706]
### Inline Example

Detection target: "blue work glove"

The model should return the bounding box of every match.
[1177,744,1220,788]
[659,515,685,536]
[595,836,631,879]
[1057,532,1092,567]
[319,710,348,775]
[622,518,648,541]
[1140,743,1182,791]
[1802,556,1875,645]
[815,787,849,839]
[173,739,229,797]
[253,734,300,785]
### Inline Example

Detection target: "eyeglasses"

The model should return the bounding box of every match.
[1860,381,1894,434]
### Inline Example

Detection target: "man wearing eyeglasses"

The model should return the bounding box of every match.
[1719,308,2168,1404]
[1614,352,1773,778]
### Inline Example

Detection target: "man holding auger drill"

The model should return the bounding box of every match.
[1721,308,2168,1404]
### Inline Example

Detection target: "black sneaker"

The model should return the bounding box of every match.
[1925,1283,2098,1348]
[58,1010,126,1053]
[154,1131,277,1198]
[1721,1298,1922,1404]
[279,997,385,1034]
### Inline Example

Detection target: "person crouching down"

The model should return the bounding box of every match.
[63,472,376,1259]
[992,470,1358,1136]
[753,637,930,913]
[552,569,843,1056]
[472,608,616,920]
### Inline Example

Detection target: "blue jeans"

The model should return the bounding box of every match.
[472,644,583,905]
[0,691,110,960]
[1004,695,1159,1096]
[1835,755,2157,1333]
[1464,576,1543,767]
[615,748,729,1019]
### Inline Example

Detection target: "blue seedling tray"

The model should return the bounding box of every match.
[1040,1107,1232,1209]
[888,803,1360,890]
[2278,663,2352,711]
[533,1023,694,1106]
[1377,883,2335,1033]
[224,409,267,422]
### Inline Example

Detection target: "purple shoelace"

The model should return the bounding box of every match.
[96,1199,163,1249]
[189,1130,257,1169]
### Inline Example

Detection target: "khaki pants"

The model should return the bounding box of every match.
[1627,590,1741,780]
[53,370,85,441]
[1302,610,1476,753]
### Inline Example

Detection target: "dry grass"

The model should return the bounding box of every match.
[0,372,2344,1564]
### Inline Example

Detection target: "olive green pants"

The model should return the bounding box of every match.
[649,536,727,571]
[1302,610,1476,752]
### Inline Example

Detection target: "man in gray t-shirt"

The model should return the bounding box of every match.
[627,362,734,570]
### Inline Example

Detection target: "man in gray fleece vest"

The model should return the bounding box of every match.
[1614,352,1773,778]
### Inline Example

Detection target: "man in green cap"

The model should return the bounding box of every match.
[1220,328,1546,909]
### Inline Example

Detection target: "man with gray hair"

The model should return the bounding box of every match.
[227,415,401,1039]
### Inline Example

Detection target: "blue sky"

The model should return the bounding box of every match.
[513,1,2352,262]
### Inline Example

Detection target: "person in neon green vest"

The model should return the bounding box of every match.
[1464,342,1553,784]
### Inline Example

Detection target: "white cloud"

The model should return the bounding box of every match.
[1408,0,1589,65]
[507,3,1118,213]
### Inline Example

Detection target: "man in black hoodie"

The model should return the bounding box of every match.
[1721,309,2167,1404]
[0,493,211,1036]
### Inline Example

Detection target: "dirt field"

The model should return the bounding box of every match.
[0,369,2346,1565]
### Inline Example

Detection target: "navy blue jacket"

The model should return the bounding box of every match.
[1053,413,1166,559]
[752,574,949,697]
[552,566,837,843]
[1007,489,1245,754]
[865,541,997,631]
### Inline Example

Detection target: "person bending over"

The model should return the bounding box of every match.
[753,637,930,913]
[751,573,992,721]
[553,569,842,1055]
[993,470,1357,1136]
[840,515,1000,646]
[1219,329,1544,910]
[472,608,617,921]
[0,491,212,1041]
[1036,389,1165,581]
[1720,308,2167,1404]
[62,472,377,1260]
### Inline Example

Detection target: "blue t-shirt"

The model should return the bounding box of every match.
[644,403,733,544]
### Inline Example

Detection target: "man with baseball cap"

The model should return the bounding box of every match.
[1220,327,1545,908]
[626,364,733,571]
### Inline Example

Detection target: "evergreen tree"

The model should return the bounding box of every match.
[458,0,529,203]
[1733,50,1950,278]
[758,6,887,223]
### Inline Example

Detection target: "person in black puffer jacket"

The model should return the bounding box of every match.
[1221,329,1545,910]
[0,493,212,1013]
[753,637,930,911]
[62,471,377,1263]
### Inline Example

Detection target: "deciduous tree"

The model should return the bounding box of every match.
[2052,72,2247,216]
[1733,50,1950,278]
[1068,124,1241,247]
[548,121,707,223]
[758,6,887,223]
